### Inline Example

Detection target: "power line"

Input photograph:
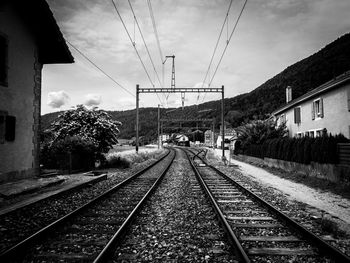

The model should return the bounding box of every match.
[147,0,163,64]
[111,0,164,105]
[208,0,248,87]
[67,40,135,98]
[198,0,234,104]
[147,0,168,107]
[128,0,163,89]
[201,0,248,103]
[201,0,234,89]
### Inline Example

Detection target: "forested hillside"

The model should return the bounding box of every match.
[42,33,350,140]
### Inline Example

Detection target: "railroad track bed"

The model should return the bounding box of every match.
[204,151,350,257]
[186,149,350,262]
[1,149,174,262]
[112,148,237,262]
[0,150,168,256]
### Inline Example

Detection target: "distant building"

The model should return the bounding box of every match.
[216,128,237,149]
[175,134,190,147]
[204,130,215,147]
[161,134,170,142]
[272,71,350,138]
[0,1,74,182]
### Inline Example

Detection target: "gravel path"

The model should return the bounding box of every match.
[113,148,237,262]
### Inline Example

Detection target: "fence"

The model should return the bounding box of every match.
[338,143,350,166]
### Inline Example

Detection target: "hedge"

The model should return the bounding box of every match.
[241,134,349,164]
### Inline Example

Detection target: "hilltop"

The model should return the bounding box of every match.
[42,33,350,140]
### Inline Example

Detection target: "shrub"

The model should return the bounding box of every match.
[41,136,97,170]
[104,154,131,168]
[242,133,349,164]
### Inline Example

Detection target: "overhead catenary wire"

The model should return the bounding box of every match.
[147,0,163,65]
[110,0,164,105]
[201,0,234,89]
[147,0,169,107]
[128,0,163,89]
[208,0,248,88]
[67,40,135,98]
[197,0,234,104]
[201,0,247,103]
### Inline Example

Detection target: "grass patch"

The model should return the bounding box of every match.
[104,149,163,169]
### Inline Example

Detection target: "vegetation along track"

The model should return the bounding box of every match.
[184,148,350,263]
[0,149,175,262]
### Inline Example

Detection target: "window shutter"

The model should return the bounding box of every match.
[294,107,300,124]
[5,115,16,141]
[320,98,324,118]
[0,114,5,143]
[311,102,315,120]
[347,88,350,111]
[0,35,7,85]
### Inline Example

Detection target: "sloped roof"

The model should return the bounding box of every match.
[10,0,74,64]
[272,71,350,115]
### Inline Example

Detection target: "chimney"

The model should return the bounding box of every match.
[286,86,292,103]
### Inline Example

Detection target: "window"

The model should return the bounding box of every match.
[312,98,324,120]
[309,131,314,138]
[347,88,350,112]
[0,111,6,143]
[0,33,8,86]
[305,131,309,137]
[0,112,15,143]
[294,107,301,124]
[316,130,322,137]
[5,115,16,141]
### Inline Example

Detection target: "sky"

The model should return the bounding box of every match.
[42,0,350,114]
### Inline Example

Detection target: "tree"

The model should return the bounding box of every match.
[49,105,122,154]
[236,118,287,151]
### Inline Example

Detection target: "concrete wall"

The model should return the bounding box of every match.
[235,154,350,184]
[282,83,350,138]
[0,4,42,182]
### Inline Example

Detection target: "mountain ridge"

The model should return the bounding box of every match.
[42,32,350,140]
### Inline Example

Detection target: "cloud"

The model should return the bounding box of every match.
[47,91,70,108]
[84,93,102,106]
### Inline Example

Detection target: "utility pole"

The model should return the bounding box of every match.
[158,104,160,149]
[136,84,139,153]
[221,85,225,161]
[163,55,175,89]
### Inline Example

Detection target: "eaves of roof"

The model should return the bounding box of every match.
[12,0,74,64]
[272,71,350,115]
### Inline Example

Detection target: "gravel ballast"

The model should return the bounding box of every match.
[0,151,166,254]
[113,148,237,262]
[207,149,350,257]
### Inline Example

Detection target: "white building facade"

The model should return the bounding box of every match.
[273,72,350,139]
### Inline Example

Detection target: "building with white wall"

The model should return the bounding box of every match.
[272,71,350,139]
[0,0,73,182]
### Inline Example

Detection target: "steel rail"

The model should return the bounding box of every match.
[0,149,171,261]
[94,149,176,262]
[196,150,350,263]
[183,149,251,263]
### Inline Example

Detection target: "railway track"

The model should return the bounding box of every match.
[184,148,350,263]
[0,149,175,262]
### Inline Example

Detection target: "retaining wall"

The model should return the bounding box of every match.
[235,154,350,183]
